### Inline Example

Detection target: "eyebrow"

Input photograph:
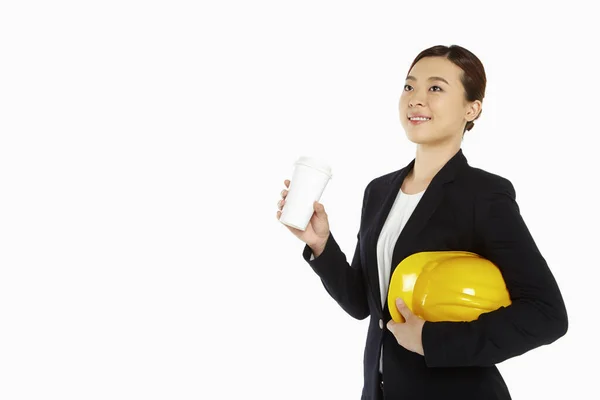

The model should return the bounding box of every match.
[405,75,450,85]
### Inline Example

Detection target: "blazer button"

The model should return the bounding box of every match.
[379,319,383,329]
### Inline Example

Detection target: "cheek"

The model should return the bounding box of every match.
[430,98,458,118]
[399,96,408,108]
[428,96,442,109]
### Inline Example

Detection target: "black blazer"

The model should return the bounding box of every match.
[302,148,568,400]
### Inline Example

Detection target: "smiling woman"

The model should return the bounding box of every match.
[400,46,486,145]
[277,44,568,400]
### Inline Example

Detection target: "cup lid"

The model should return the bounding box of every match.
[294,156,333,177]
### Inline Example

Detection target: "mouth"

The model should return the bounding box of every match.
[408,116,431,125]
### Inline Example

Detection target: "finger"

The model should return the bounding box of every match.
[395,298,412,321]
[277,199,285,210]
[281,189,288,198]
[284,179,290,187]
[386,320,397,332]
[314,201,325,215]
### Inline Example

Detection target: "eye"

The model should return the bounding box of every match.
[403,84,442,92]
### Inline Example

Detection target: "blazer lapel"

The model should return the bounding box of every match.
[366,148,468,316]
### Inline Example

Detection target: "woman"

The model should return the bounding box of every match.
[276,45,568,400]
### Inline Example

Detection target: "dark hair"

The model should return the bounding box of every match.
[407,45,487,134]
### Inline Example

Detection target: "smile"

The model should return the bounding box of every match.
[408,117,431,125]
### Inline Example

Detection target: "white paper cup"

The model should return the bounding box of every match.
[279,156,333,231]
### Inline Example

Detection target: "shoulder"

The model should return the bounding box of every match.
[368,168,400,189]
[358,168,403,199]
[460,165,516,199]
[363,160,518,199]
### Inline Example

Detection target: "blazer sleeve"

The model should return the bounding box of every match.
[421,179,568,367]
[300,183,372,320]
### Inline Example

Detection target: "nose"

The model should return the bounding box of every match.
[408,95,425,108]
[408,89,426,108]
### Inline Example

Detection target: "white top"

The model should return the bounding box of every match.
[377,187,425,373]
[309,186,426,374]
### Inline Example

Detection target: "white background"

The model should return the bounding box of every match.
[1,1,597,399]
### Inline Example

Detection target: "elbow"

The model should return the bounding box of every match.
[553,309,569,340]
[542,315,568,347]
[541,304,569,345]
[353,309,370,321]
[513,299,569,348]
[321,282,370,320]
[343,303,370,321]
[551,296,569,341]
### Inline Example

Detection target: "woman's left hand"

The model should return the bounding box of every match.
[386,298,426,356]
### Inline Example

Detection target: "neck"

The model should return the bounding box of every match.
[408,142,461,184]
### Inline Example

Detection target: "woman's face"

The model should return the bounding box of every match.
[399,56,480,145]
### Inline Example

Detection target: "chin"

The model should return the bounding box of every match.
[405,131,454,147]
[405,129,434,144]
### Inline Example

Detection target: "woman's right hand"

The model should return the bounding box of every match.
[277,179,330,254]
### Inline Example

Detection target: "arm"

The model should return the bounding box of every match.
[301,183,372,320]
[421,179,568,367]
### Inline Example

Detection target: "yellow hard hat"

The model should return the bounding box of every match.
[387,251,511,323]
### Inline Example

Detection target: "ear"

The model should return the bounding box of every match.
[465,100,482,122]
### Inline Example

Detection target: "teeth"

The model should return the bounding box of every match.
[409,117,430,121]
